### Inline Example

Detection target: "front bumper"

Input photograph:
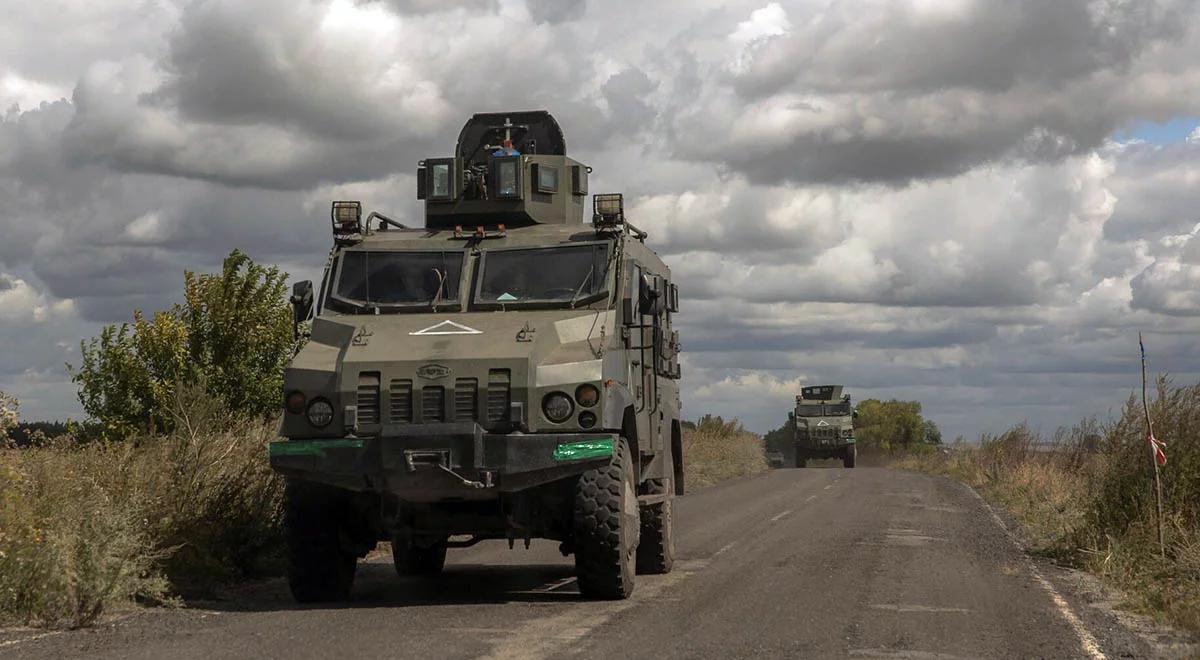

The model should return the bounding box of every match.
[270,423,616,500]
[796,436,855,451]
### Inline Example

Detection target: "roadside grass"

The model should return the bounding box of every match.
[0,412,282,628]
[1,405,765,628]
[896,379,1200,633]
[682,416,768,492]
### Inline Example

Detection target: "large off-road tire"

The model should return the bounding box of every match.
[284,480,358,603]
[843,446,856,469]
[574,438,639,599]
[636,479,675,575]
[392,536,448,576]
[795,451,807,468]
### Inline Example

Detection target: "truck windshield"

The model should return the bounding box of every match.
[827,401,852,415]
[796,402,851,416]
[332,251,463,310]
[477,244,609,306]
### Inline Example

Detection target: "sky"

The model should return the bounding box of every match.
[3,0,1200,440]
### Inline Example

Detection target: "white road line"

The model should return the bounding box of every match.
[770,510,792,522]
[483,556,710,659]
[964,484,1106,660]
[804,494,817,502]
[713,540,737,556]
[869,604,971,614]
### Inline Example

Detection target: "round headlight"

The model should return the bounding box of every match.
[542,392,574,423]
[578,411,597,429]
[285,390,307,415]
[306,399,334,428]
[575,384,600,408]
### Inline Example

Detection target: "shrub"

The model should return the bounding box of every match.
[898,381,1200,632]
[70,250,293,438]
[682,415,767,491]
[0,411,283,628]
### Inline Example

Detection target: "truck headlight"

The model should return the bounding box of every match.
[542,392,574,423]
[575,384,599,408]
[306,399,334,428]
[285,390,307,414]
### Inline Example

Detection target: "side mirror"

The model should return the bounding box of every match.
[639,274,662,315]
[290,280,314,338]
[852,409,860,419]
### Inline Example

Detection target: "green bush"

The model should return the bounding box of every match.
[70,250,293,438]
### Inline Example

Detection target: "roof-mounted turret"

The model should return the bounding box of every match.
[418,110,590,230]
[799,385,846,402]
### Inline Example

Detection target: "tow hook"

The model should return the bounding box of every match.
[404,449,493,489]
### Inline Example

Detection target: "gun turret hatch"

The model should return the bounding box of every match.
[799,385,844,402]
[418,110,590,230]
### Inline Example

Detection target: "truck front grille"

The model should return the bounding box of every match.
[422,386,445,422]
[357,372,380,425]
[389,379,412,423]
[454,378,477,421]
[486,369,511,422]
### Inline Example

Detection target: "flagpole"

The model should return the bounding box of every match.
[1139,332,1166,559]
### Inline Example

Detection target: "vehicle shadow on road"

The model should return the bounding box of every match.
[192,561,583,613]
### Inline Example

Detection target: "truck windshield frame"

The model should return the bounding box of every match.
[327,249,467,313]
[474,242,611,309]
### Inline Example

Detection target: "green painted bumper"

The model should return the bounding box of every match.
[269,426,617,494]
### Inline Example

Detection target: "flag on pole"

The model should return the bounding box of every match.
[1148,432,1167,467]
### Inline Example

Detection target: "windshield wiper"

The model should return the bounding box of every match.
[429,268,447,312]
[569,266,595,309]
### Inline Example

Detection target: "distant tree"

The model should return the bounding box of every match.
[923,419,943,444]
[854,399,926,450]
[70,250,293,437]
[763,412,796,458]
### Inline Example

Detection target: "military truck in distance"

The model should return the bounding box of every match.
[270,111,683,603]
[794,385,856,468]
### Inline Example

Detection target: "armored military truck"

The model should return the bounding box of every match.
[270,111,683,603]
[793,385,856,468]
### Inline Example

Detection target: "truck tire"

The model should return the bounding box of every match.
[843,447,856,469]
[284,479,357,603]
[636,479,674,575]
[795,451,807,468]
[392,536,448,576]
[574,438,638,599]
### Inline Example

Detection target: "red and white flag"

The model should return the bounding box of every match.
[1148,432,1167,467]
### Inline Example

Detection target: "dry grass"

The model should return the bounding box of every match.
[0,411,282,628]
[682,416,768,492]
[0,406,767,627]
[897,393,1200,633]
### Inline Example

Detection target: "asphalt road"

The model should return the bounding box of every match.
[0,467,1174,659]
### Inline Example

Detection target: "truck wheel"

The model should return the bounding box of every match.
[284,480,357,603]
[392,536,448,576]
[574,438,639,599]
[843,447,856,469]
[795,452,807,468]
[636,479,675,575]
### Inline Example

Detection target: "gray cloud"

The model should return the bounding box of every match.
[526,0,586,24]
